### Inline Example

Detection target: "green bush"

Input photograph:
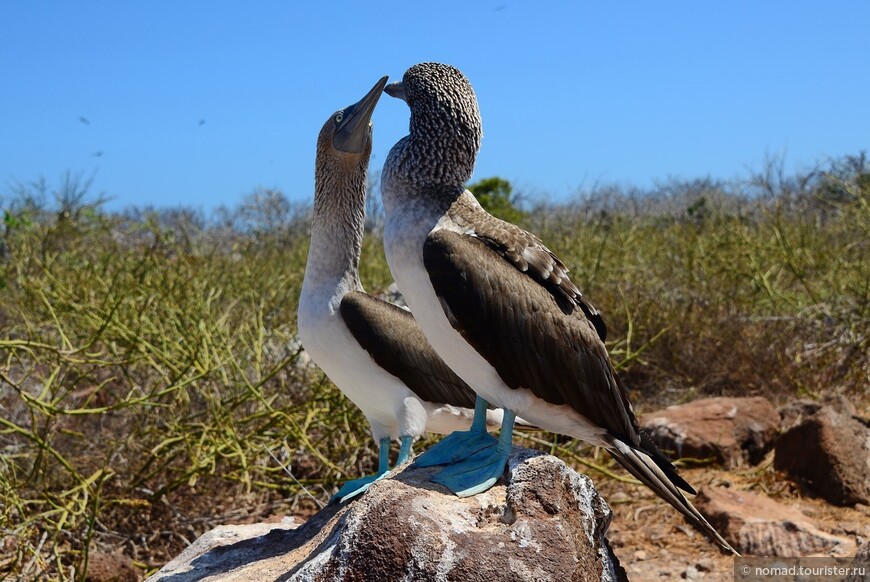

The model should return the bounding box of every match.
[468,177,527,223]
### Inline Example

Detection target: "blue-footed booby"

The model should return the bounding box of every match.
[380,62,737,554]
[297,77,505,502]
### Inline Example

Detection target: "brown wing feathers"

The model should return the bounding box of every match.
[450,197,608,341]
[339,291,477,409]
[423,230,693,494]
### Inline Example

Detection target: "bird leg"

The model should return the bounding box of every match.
[413,396,497,467]
[395,435,414,466]
[335,436,392,502]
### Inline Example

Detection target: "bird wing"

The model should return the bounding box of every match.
[423,229,691,492]
[422,232,739,550]
[339,290,477,408]
[448,194,607,341]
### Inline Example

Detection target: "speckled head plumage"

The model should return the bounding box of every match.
[384,62,482,190]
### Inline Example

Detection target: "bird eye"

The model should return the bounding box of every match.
[335,111,344,123]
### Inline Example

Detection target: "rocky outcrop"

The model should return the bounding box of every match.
[148,448,624,581]
[641,397,779,467]
[774,405,870,506]
[694,486,855,557]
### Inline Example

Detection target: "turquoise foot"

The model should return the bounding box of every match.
[414,396,496,467]
[334,471,389,502]
[429,409,517,497]
[333,435,391,503]
[415,429,497,467]
[429,443,510,497]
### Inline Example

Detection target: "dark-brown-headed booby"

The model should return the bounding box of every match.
[297,77,507,501]
[379,62,737,554]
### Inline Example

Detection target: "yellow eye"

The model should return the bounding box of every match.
[335,111,344,123]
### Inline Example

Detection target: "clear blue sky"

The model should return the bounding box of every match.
[2,1,868,211]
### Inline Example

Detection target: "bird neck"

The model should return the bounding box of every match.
[382,106,481,216]
[413,107,480,186]
[303,156,368,297]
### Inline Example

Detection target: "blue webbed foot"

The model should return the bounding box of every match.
[334,471,389,502]
[333,435,391,503]
[429,441,511,497]
[414,429,497,467]
[429,409,517,498]
[414,396,496,467]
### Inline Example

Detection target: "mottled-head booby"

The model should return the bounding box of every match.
[297,76,506,501]
[380,62,737,554]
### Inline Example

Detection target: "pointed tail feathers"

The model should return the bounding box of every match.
[607,436,739,556]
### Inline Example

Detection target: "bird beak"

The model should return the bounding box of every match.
[384,81,406,102]
[334,76,388,153]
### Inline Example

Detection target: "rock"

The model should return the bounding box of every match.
[86,551,141,582]
[778,396,857,431]
[832,521,870,539]
[288,336,313,369]
[694,486,855,557]
[846,540,870,582]
[641,397,779,467]
[148,447,625,581]
[774,405,870,506]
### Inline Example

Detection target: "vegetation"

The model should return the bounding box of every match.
[0,155,868,579]
[468,176,527,223]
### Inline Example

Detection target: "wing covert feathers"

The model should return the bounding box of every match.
[449,193,607,341]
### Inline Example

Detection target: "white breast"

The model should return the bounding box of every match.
[298,283,476,441]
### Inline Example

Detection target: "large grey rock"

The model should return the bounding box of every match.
[694,486,855,557]
[148,448,624,581]
[641,397,779,468]
[774,405,870,506]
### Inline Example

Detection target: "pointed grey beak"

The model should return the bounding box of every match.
[384,81,406,102]
[334,76,388,153]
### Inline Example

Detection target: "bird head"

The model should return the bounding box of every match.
[384,63,482,187]
[319,75,388,158]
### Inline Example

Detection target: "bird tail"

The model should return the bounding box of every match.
[606,436,739,556]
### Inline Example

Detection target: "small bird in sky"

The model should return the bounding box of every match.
[79,116,90,125]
